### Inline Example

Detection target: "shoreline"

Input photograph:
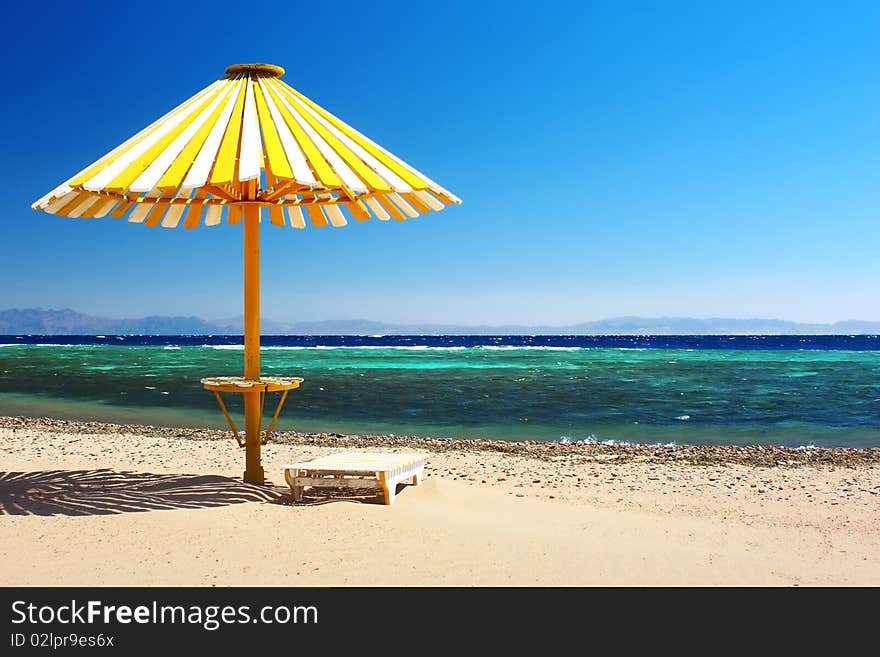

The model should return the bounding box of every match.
[2,415,879,468]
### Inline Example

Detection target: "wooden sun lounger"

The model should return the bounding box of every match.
[282,452,428,506]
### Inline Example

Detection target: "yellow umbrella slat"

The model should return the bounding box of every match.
[89,84,226,193]
[208,79,248,185]
[427,189,454,205]
[62,80,224,193]
[91,198,119,218]
[179,187,208,229]
[155,84,238,191]
[268,205,285,227]
[377,195,406,221]
[109,201,132,218]
[252,82,294,181]
[132,86,233,193]
[268,79,392,193]
[344,200,371,221]
[53,192,92,216]
[401,192,432,214]
[143,201,170,228]
[272,80,415,193]
[181,78,244,190]
[67,195,102,218]
[112,88,226,192]
[305,204,328,227]
[39,190,73,214]
[79,197,108,219]
[261,80,336,188]
[182,202,204,229]
[280,81,430,190]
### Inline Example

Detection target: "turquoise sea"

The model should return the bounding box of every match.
[0,335,878,448]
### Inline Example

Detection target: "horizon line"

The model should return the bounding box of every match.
[3,307,880,327]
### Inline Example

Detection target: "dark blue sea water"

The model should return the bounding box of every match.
[1,334,878,448]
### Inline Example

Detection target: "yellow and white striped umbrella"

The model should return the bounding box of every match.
[31,63,460,228]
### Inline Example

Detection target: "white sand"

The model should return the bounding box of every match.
[1,426,878,586]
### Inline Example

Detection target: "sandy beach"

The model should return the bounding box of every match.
[1,416,878,586]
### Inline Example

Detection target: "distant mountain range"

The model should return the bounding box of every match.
[1,308,878,335]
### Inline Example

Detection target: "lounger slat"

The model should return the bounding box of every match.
[283,451,427,506]
[293,477,381,489]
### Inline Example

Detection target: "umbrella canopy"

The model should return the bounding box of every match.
[31,63,460,485]
[32,63,460,227]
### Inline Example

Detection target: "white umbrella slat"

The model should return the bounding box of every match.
[160,204,186,228]
[127,203,153,223]
[324,204,347,227]
[43,190,81,214]
[285,206,306,228]
[269,82,367,193]
[91,198,119,218]
[237,79,263,182]
[256,78,315,186]
[387,192,419,218]
[181,79,243,190]
[82,81,224,192]
[203,205,223,226]
[282,82,430,190]
[33,184,73,210]
[130,86,232,193]
[284,88,413,192]
[413,190,445,211]
[364,197,390,220]
[42,79,222,204]
[67,195,101,218]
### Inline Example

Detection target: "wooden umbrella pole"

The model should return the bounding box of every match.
[243,202,264,484]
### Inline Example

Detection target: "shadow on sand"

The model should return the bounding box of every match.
[0,469,287,516]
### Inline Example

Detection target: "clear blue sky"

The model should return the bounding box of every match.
[2,0,879,325]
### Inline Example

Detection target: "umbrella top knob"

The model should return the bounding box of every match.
[224,63,285,78]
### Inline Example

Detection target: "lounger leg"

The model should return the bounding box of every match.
[286,469,304,504]
[379,472,395,506]
[412,468,423,486]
